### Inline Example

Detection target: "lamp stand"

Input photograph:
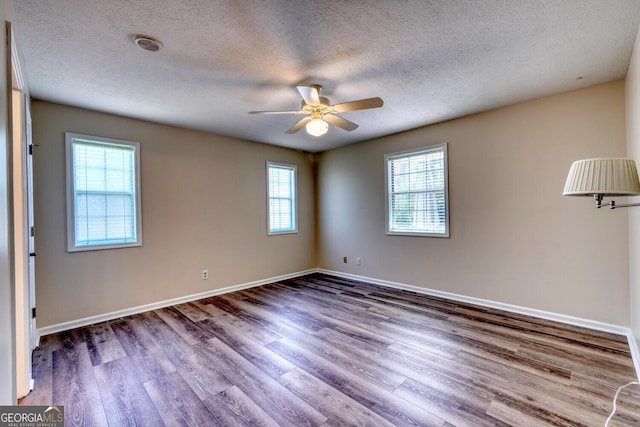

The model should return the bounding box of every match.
[594,194,640,209]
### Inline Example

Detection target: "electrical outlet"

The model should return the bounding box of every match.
[343,256,348,263]
[202,270,209,280]
[356,257,361,266]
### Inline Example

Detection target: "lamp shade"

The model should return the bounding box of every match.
[562,158,640,197]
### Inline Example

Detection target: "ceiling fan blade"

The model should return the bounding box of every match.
[325,114,359,131]
[297,84,321,106]
[331,97,384,113]
[249,109,305,115]
[285,116,313,134]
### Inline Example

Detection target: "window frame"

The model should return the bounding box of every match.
[385,143,449,238]
[65,132,143,252]
[266,161,298,235]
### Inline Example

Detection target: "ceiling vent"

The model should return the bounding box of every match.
[134,35,162,52]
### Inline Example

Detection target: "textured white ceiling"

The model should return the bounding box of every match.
[13,0,640,152]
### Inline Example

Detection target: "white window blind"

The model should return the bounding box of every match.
[66,133,142,251]
[385,143,449,237]
[267,162,297,234]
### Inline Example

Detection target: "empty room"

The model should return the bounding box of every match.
[3,0,640,425]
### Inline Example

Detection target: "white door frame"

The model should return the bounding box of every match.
[9,21,35,399]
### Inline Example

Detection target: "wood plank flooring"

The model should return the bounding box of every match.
[20,273,640,426]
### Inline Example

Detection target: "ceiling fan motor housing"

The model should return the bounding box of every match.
[249,84,383,135]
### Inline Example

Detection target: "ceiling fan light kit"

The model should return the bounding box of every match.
[249,84,383,137]
[306,118,329,137]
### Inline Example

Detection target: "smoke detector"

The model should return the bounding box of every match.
[134,35,162,52]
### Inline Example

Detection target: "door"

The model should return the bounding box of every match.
[25,95,35,353]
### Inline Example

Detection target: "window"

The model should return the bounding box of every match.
[385,143,449,237]
[267,162,297,234]
[65,133,142,251]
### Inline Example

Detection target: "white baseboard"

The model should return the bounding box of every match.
[36,269,316,339]
[318,269,630,334]
[627,333,640,382]
[36,267,640,381]
[319,269,640,380]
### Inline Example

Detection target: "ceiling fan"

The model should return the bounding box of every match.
[249,84,384,137]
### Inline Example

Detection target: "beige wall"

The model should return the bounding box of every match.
[31,80,635,329]
[627,25,640,339]
[317,81,631,325]
[32,101,315,327]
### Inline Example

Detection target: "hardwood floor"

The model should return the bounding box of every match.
[20,273,640,426]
